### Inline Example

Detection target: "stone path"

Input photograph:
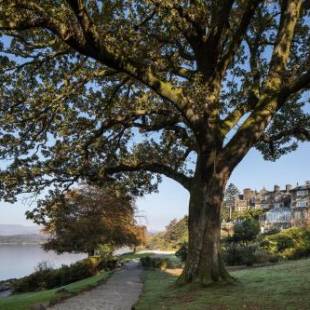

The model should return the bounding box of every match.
[49,261,143,310]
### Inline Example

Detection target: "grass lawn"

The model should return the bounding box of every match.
[135,258,310,310]
[0,270,111,310]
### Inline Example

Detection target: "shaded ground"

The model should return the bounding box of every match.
[49,261,143,310]
[0,270,110,310]
[136,258,310,310]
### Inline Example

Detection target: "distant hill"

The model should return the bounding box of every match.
[0,224,40,236]
[0,233,48,245]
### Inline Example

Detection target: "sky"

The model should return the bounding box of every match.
[1,143,309,231]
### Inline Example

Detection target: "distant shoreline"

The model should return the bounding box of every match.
[0,242,44,245]
[0,233,47,246]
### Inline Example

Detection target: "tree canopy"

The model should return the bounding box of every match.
[27,185,146,256]
[232,218,260,244]
[0,1,309,201]
[224,183,240,202]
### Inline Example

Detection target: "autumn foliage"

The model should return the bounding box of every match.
[27,186,146,256]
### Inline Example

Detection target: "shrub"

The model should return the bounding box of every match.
[140,255,183,269]
[151,257,169,269]
[96,244,114,261]
[223,243,275,266]
[175,243,188,262]
[140,256,168,269]
[140,256,152,268]
[232,218,260,244]
[268,255,280,263]
[99,257,120,270]
[165,255,183,268]
[13,257,103,293]
[262,227,310,259]
[223,243,246,266]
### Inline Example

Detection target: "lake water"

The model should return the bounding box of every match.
[0,245,87,281]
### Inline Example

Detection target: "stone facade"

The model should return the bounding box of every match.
[224,181,310,232]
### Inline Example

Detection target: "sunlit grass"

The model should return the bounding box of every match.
[136,258,310,310]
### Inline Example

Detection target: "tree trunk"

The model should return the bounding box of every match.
[178,164,233,286]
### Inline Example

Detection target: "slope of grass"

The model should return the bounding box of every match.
[0,271,111,310]
[136,259,310,310]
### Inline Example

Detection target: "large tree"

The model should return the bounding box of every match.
[0,1,310,285]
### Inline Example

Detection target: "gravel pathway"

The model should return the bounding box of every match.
[49,261,143,310]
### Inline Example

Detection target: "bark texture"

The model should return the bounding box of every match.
[178,155,233,285]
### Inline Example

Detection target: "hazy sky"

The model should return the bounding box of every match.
[1,143,309,231]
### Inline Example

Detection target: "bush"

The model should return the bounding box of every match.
[140,256,168,269]
[140,255,183,269]
[223,243,255,266]
[175,243,188,262]
[96,244,114,261]
[140,256,152,268]
[223,243,275,266]
[262,227,310,259]
[99,257,120,270]
[231,218,260,244]
[13,257,102,293]
[152,257,170,269]
[166,255,183,268]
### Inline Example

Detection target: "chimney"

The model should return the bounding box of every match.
[286,184,292,192]
[274,185,280,192]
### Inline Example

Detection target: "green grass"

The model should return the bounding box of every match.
[0,271,111,310]
[136,258,310,310]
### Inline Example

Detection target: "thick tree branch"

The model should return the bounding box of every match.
[221,0,303,170]
[220,105,250,135]
[199,0,234,74]
[1,1,192,123]
[266,0,303,89]
[105,162,192,191]
[286,70,310,94]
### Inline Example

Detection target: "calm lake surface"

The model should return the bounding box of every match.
[0,244,86,281]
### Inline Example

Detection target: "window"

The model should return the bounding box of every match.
[296,201,307,208]
[297,190,307,197]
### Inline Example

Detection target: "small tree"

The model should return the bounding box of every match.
[224,183,240,221]
[224,183,240,203]
[27,186,145,256]
[232,218,260,244]
[147,216,188,250]
[234,209,265,221]
[164,216,188,248]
